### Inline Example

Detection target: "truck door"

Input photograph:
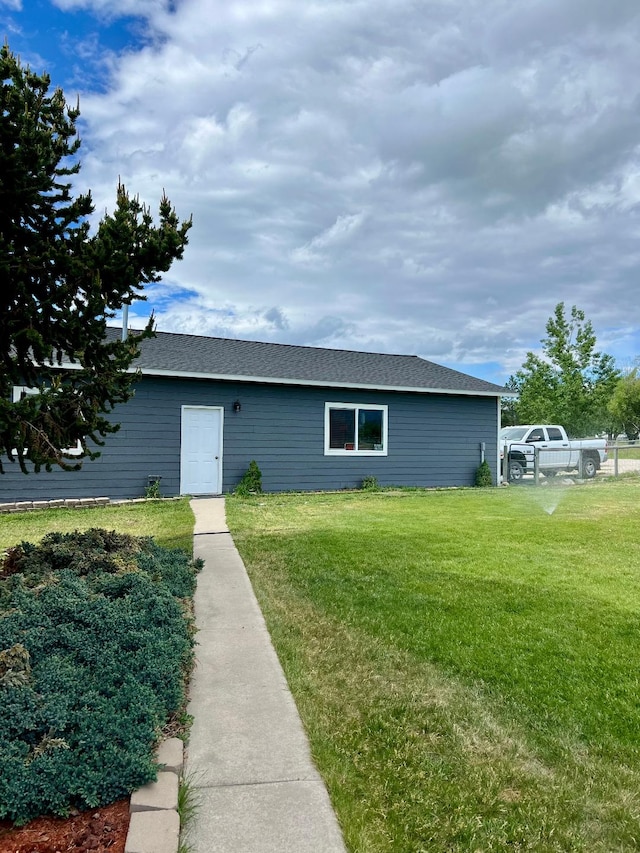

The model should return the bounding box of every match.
[544,426,571,469]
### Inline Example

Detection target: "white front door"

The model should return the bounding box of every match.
[180,406,223,495]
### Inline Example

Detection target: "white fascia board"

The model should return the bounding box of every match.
[56,360,504,397]
[134,367,503,398]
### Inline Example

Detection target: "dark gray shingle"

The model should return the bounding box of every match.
[108,328,507,395]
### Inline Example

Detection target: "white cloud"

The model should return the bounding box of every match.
[53,0,170,17]
[291,213,365,265]
[24,0,640,380]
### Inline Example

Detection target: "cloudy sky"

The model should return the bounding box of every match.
[3,0,640,384]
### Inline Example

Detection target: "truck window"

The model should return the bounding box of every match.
[500,427,528,440]
[528,428,544,442]
[547,428,563,441]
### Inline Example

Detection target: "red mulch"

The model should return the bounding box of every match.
[0,800,130,853]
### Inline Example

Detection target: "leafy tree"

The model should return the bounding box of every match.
[507,303,620,437]
[608,369,640,440]
[0,44,191,473]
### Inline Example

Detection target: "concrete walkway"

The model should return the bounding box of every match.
[183,497,347,853]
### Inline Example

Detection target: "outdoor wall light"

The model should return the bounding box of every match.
[233,400,242,412]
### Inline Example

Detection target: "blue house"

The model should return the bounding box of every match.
[1,330,507,501]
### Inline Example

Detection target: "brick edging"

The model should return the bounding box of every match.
[0,497,112,513]
[125,738,184,853]
[0,496,187,513]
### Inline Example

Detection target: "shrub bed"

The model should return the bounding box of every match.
[0,529,201,825]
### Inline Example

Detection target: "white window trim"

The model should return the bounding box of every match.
[324,402,388,456]
[12,385,39,403]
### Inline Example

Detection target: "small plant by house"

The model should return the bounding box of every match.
[474,459,492,487]
[234,460,263,496]
[360,475,380,491]
[0,528,202,825]
[144,476,163,499]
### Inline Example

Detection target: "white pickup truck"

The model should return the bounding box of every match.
[500,425,608,481]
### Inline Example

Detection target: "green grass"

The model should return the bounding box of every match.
[0,498,195,553]
[610,445,640,460]
[178,771,203,853]
[226,481,640,852]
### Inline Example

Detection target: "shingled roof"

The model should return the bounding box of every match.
[106,328,507,397]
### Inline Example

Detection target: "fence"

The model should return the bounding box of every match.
[502,443,640,485]
[602,443,640,478]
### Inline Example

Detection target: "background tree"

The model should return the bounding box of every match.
[500,376,519,426]
[507,303,620,436]
[608,369,640,440]
[0,44,191,473]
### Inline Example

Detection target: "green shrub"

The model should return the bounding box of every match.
[144,478,163,499]
[235,460,263,496]
[0,643,31,688]
[474,460,493,487]
[0,530,200,824]
[1,528,202,601]
[1,528,142,586]
[360,475,380,491]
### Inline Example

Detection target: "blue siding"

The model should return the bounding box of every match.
[0,376,500,501]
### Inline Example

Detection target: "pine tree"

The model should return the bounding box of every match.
[0,44,191,472]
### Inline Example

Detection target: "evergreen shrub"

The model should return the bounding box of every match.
[0,529,201,824]
[474,460,493,487]
[234,460,263,496]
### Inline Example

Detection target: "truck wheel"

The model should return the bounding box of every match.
[581,457,597,479]
[509,460,524,482]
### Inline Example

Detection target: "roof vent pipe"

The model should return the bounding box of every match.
[122,305,129,341]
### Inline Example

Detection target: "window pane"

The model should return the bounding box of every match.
[358,409,383,450]
[329,409,355,449]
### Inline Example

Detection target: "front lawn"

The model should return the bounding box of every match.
[227,482,640,852]
[0,498,194,554]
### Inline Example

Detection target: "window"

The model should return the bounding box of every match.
[11,386,83,457]
[324,403,388,455]
[546,428,564,441]
[12,385,39,404]
[500,427,528,440]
